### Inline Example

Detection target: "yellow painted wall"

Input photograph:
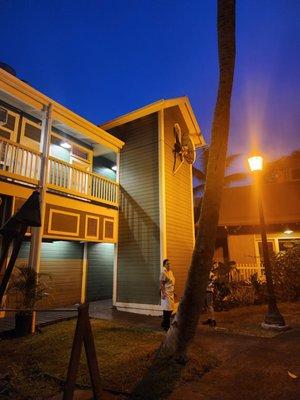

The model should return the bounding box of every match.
[228,234,257,264]
[0,181,118,242]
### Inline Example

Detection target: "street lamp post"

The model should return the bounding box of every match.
[248,156,286,327]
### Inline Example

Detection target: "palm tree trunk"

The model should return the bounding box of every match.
[160,0,236,359]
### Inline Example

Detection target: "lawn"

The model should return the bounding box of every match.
[212,301,300,337]
[0,319,217,399]
[0,302,299,399]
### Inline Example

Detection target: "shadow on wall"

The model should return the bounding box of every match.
[117,187,161,304]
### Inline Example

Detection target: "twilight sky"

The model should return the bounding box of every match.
[1,0,299,172]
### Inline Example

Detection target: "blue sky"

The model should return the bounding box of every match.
[1,0,299,172]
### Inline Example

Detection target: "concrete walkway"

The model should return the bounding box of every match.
[0,299,162,334]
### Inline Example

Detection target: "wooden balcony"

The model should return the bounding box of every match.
[0,137,118,206]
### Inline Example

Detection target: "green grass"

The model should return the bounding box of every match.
[0,319,217,399]
[213,301,300,337]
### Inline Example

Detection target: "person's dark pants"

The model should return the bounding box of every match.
[161,310,172,331]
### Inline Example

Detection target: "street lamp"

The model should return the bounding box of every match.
[248,155,286,327]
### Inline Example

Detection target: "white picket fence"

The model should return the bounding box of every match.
[231,263,263,281]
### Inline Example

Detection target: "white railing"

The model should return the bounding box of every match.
[0,138,41,183]
[231,263,263,281]
[48,157,118,205]
[0,138,118,206]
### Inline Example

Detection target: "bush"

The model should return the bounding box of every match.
[225,282,255,306]
[212,261,256,309]
[248,273,267,304]
[270,246,300,301]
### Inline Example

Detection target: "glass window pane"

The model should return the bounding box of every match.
[278,239,300,251]
[24,122,41,143]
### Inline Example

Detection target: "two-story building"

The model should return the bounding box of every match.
[0,65,205,315]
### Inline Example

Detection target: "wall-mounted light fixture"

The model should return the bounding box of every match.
[61,142,71,149]
[283,228,293,235]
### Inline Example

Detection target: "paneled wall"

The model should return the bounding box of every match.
[109,114,161,305]
[87,243,114,301]
[16,241,83,307]
[164,106,194,297]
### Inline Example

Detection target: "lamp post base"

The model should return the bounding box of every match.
[265,306,286,325]
[261,322,290,331]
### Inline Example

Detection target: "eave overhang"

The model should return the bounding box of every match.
[100,96,205,148]
[0,68,124,152]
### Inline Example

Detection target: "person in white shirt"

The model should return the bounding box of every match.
[203,274,217,327]
[160,258,175,331]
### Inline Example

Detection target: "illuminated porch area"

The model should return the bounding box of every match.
[0,67,124,207]
[0,137,119,206]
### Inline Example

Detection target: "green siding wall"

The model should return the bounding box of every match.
[17,241,83,307]
[164,106,195,297]
[109,113,161,305]
[18,241,83,260]
[87,243,114,301]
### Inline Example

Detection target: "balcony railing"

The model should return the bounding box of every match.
[0,138,41,184]
[0,138,118,206]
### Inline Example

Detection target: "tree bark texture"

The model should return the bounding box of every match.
[160,0,236,358]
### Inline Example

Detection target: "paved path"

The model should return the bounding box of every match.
[0,299,162,335]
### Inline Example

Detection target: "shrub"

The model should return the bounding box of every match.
[225,282,255,306]
[248,273,267,304]
[270,246,300,301]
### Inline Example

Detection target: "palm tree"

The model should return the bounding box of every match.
[193,147,247,195]
[160,0,236,360]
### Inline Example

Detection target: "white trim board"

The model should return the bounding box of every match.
[115,302,163,316]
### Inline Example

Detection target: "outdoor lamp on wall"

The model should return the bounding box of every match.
[61,142,71,149]
[248,153,286,328]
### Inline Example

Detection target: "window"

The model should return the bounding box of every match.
[0,108,19,141]
[24,122,41,142]
[50,134,71,163]
[278,238,300,251]
[72,145,89,161]
[20,118,42,150]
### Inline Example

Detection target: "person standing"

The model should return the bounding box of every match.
[160,258,175,331]
[203,274,217,327]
